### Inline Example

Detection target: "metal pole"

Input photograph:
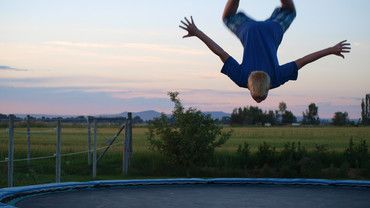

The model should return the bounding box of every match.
[55,119,62,183]
[27,115,31,165]
[92,118,97,178]
[123,113,132,175]
[128,113,133,161]
[123,116,127,175]
[8,115,14,187]
[87,116,92,165]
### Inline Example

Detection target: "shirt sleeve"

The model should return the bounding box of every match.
[221,56,247,88]
[278,61,298,86]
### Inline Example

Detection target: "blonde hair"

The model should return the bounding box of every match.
[248,71,271,98]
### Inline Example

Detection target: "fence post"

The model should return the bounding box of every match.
[8,115,15,187]
[55,119,62,183]
[123,113,132,175]
[27,115,31,165]
[87,116,92,165]
[92,118,97,178]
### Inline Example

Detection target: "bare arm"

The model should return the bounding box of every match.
[281,0,296,11]
[295,40,351,70]
[179,16,230,63]
[223,0,240,20]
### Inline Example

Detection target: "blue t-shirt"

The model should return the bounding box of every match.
[221,19,298,89]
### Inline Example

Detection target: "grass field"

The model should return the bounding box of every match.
[0,126,369,187]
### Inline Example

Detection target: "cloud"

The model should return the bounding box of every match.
[0,86,172,115]
[44,41,207,55]
[0,75,173,89]
[0,65,27,71]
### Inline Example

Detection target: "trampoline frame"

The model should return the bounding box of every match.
[1,178,370,208]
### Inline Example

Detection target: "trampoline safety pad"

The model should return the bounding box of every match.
[1,178,370,208]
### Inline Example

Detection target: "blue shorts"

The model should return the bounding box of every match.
[224,7,296,34]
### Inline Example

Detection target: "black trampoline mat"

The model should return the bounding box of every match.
[15,184,370,208]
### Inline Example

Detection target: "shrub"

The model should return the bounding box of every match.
[256,142,276,167]
[281,142,306,163]
[237,142,251,168]
[345,138,369,168]
[147,92,231,172]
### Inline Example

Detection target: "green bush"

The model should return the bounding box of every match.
[281,142,306,163]
[256,142,276,167]
[237,142,251,168]
[147,92,231,172]
[345,138,369,168]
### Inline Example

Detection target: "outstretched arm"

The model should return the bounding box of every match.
[179,16,230,63]
[295,40,351,70]
[281,0,296,11]
[223,0,240,20]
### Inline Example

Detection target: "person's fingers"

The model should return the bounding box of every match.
[339,40,347,44]
[179,25,188,31]
[342,50,350,53]
[183,34,190,38]
[181,20,189,27]
[185,17,191,25]
[342,47,351,50]
[191,16,194,24]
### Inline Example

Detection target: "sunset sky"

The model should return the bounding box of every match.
[1,0,369,118]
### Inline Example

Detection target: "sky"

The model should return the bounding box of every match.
[0,0,369,119]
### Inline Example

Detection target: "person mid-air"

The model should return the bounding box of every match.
[179,0,351,103]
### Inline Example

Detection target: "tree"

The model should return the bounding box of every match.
[302,103,320,125]
[133,116,144,124]
[265,110,278,125]
[0,114,8,120]
[147,92,231,171]
[282,111,297,124]
[332,112,349,126]
[230,106,266,125]
[276,102,297,125]
[362,95,370,125]
[362,99,366,123]
[276,102,287,124]
[221,116,231,125]
[279,102,287,114]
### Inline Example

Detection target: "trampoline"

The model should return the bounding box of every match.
[1,179,370,208]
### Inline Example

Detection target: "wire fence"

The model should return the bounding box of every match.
[1,128,56,133]
[0,142,121,163]
[8,129,55,134]
[1,113,133,188]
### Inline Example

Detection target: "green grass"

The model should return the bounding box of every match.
[0,126,369,187]
[1,126,369,155]
[221,127,370,152]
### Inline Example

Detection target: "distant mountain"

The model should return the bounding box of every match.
[204,111,231,120]
[117,111,163,121]
[119,110,230,121]
[14,114,71,119]
[13,110,230,121]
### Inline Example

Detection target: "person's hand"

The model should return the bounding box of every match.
[331,40,351,59]
[179,16,199,38]
[281,0,295,10]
